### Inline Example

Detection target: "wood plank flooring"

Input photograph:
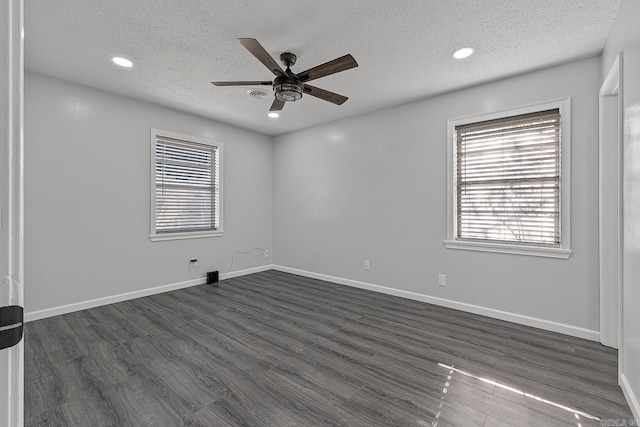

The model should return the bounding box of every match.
[24,270,635,426]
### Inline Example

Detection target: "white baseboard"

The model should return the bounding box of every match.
[222,264,273,280]
[620,373,640,423]
[25,263,600,343]
[272,265,600,342]
[24,264,274,323]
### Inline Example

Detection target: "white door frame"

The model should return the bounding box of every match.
[0,0,24,426]
[599,53,623,350]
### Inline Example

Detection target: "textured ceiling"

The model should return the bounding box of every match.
[25,0,621,136]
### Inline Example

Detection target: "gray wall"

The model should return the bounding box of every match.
[24,71,273,313]
[603,0,640,418]
[273,57,601,334]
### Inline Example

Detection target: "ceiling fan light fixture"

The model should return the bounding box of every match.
[274,82,303,102]
[268,112,280,118]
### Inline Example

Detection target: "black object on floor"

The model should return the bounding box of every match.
[206,270,219,285]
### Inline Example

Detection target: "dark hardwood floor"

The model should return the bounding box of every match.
[25,270,634,426]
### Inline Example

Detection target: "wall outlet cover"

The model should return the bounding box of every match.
[438,274,447,287]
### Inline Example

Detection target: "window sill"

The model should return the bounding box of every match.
[443,239,572,259]
[150,230,224,242]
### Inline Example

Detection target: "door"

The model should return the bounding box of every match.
[0,1,24,426]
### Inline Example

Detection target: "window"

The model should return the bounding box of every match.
[150,129,223,241]
[445,99,571,258]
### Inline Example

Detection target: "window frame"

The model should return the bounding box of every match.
[444,99,572,259]
[149,128,224,242]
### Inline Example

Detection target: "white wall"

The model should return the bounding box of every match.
[24,71,273,315]
[603,0,640,419]
[274,57,601,336]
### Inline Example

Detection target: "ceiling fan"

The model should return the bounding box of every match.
[212,38,358,112]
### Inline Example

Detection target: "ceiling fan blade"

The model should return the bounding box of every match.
[303,84,348,105]
[297,54,358,82]
[270,98,285,111]
[211,81,272,86]
[239,38,286,77]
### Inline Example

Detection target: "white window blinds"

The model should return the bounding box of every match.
[155,136,219,234]
[455,109,561,246]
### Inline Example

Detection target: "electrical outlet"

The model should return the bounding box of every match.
[364,260,370,271]
[438,274,447,287]
[264,250,269,258]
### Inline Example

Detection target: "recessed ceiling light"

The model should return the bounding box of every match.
[111,56,133,68]
[268,112,280,118]
[452,47,474,59]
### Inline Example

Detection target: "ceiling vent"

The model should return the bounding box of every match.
[247,90,270,100]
